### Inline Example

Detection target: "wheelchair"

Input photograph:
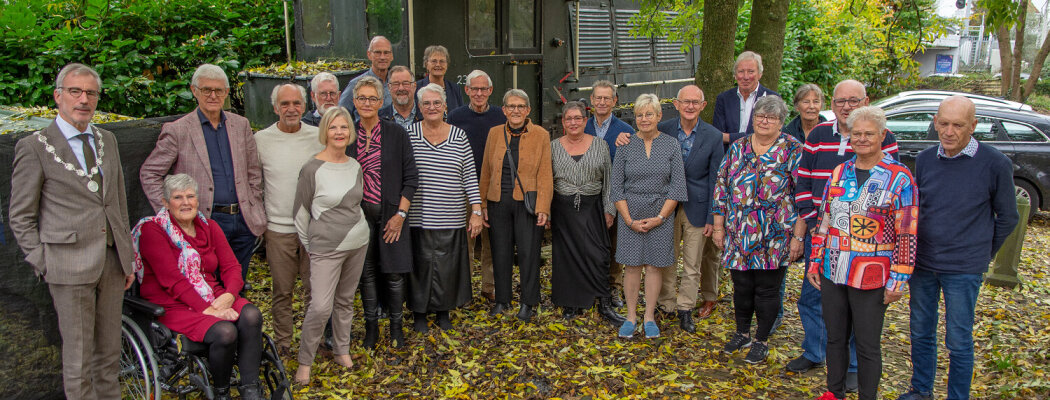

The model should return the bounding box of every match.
[119,290,294,400]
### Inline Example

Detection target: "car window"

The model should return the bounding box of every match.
[1001,121,1048,142]
[973,117,998,142]
[886,112,934,140]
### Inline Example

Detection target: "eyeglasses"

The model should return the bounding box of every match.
[195,86,228,97]
[832,97,864,107]
[316,91,339,99]
[60,87,100,100]
[504,104,528,111]
[676,99,704,107]
[754,114,781,124]
[420,100,445,109]
[467,86,492,93]
[591,95,614,103]
[390,81,415,88]
[355,96,382,104]
[636,112,658,120]
[563,116,585,122]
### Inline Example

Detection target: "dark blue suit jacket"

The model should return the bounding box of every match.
[712,84,779,146]
[658,118,724,227]
[584,114,634,160]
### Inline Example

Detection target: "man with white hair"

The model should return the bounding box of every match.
[338,36,394,118]
[712,51,779,145]
[141,63,266,288]
[254,83,323,355]
[302,72,340,126]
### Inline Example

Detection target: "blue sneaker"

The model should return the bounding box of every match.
[643,321,660,338]
[618,320,636,338]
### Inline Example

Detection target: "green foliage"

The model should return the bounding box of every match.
[0,0,285,118]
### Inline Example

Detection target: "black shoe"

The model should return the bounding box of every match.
[488,302,508,316]
[389,321,405,348]
[436,311,453,330]
[743,341,769,364]
[768,314,784,336]
[597,297,627,326]
[609,288,625,308]
[362,320,379,349]
[895,389,934,400]
[516,304,535,322]
[845,371,859,393]
[677,310,696,334]
[412,312,429,333]
[213,386,231,400]
[238,383,263,400]
[785,355,824,373]
[562,307,580,320]
[722,332,753,353]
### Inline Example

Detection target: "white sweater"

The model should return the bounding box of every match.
[255,122,324,233]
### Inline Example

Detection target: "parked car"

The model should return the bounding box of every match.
[874,90,1033,112]
[886,103,1050,220]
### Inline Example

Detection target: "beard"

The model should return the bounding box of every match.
[394,95,412,106]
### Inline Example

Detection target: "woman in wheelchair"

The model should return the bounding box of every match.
[132,173,264,400]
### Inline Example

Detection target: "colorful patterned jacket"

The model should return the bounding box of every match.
[808,154,918,291]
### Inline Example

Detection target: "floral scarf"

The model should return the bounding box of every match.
[131,208,215,302]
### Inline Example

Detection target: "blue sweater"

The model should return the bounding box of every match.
[914,143,1019,274]
[447,104,506,176]
[584,114,634,160]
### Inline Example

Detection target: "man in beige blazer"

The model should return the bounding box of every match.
[9,63,135,400]
[140,64,265,286]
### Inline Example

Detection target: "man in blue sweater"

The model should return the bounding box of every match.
[584,80,634,307]
[897,96,1018,400]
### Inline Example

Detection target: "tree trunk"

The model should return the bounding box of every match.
[998,26,1014,98]
[697,0,742,124]
[743,0,791,92]
[1010,0,1028,101]
[1021,28,1050,102]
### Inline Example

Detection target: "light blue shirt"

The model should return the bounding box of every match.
[676,121,699,159]
[592,115,612,140]
[55,115,101,175]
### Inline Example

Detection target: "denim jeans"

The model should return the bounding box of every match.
[212,211,259,282]
[908,268,983,400]
[797,232,857,371]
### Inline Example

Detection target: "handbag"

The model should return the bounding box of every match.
[503,126,538,215]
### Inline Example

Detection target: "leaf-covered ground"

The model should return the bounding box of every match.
[240,215,1050,399]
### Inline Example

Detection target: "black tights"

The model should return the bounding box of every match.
[201,304,263,388]
[730,266,787,342]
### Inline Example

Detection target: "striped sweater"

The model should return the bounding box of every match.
[794,120,899,226]
[406,123,482,229]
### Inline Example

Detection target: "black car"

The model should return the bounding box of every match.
[885,103,1050,219]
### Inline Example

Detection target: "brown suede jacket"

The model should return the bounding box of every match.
[479,121,554,214]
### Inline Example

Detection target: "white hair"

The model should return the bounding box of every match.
[502,89,529,107]
[846,106,887,133]
[416,83,447,103]
[310,72,339,93]
[633,93,661,115]
[270,83,307,108]
[734,51,764,76]
[465,70,493,88]
[191,64,229,88]
[55,63,101,90]
[162,173,199,201]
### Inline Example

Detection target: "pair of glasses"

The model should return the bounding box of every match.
[421,100,445,109]
[355,96,382,104]
[504,104,528,111]
[754,114,781,123]
[60,87,100,99]
[676,99,704,107]
[195,87,228,97]
[563,116,585,122]
[390,81,415,88]
[832,98,864,107]
[591,95,614,103]
[316,91,339,99]
[636,112,658,120]
[467,86,491,93]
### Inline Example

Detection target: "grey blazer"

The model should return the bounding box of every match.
[9,121,134,284]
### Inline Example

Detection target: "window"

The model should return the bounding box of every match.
[468,0,497,50]
[508,0,535,49]
[886,112,934,140]
[1002,121,1048,142]
[300,0,333,46]
[973,117,998,142]
[367,0,403,44]
[467,0,538,54]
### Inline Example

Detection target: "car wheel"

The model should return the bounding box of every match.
[1015,180,1039,221]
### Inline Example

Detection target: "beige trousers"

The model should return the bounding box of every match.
[659,208,722,311]
[264,229,311,348]
[297,246,366,366]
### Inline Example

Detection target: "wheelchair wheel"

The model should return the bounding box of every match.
[259,333,294,400]
[120,315,160,400]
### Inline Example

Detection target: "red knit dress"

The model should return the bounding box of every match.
[137,217,252,342]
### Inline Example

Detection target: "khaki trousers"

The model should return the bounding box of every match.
[659,208,721,312]
[297,246,366,366]
[264,230,311,348]
[49,247,124,400]
[467,203,494,296]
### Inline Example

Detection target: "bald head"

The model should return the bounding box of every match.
[833,80,866,98]
[677,85,705,102]
[934,95,978,157]
[674,84,707,124]
[831,79,869,128]
[938,95,976,121]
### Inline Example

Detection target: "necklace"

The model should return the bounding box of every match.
[36,128,105,192]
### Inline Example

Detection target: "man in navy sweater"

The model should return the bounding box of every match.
[897,96,1018,400]
[585,80,634,307]
[447,69,507,302]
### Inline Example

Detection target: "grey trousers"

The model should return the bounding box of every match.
[297,246,366,366]
[48,247,125,400]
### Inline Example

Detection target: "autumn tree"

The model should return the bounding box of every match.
[980,0,1050,102]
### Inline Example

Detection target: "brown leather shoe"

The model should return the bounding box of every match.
[482,291,495,302]
[697,301,717,319]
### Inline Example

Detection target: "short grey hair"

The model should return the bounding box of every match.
[191,64,230,88]
[388,65,412,80]
[423,45,450,64]
[562,101,589,119]
[734,51,764,76]
[353,75,385,101]
[846,106,887,133]
[793,84,824,106]
[310,72,339,93]
[162,173,199,202]
[503,89,530,107]
[368,36,391,52]
[55,63,102,90]
[416,83,446,103]
[465,70,493,88]
[753,96,789,122]
[592,80,617,98]
[634,93,661,116]
[270,83,307,108]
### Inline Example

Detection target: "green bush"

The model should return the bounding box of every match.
[0,0,285,118]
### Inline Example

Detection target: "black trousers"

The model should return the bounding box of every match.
[487,198,543,305]
[359,202,405,322]
[821,275,887,400]
[730,266,787,342]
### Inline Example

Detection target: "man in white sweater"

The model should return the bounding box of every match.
[255,83,324,354]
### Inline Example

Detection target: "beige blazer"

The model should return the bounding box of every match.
[139,110,266,236]
[9,121,134,284]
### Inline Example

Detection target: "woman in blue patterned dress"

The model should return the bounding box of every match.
[712,95,806,364]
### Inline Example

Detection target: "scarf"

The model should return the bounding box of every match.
[131,208,215,302]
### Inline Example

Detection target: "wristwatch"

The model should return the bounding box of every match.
[397,209,408,218]
[793,235,805,243]
[656,214,666,223]
[472,209,483,216]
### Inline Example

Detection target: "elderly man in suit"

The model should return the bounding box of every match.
[10,63,135,400]
[656,85,724,332]
[712,51,779,146]
[140,63,265,286]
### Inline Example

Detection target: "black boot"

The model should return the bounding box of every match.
[517,304,535,322]
[390,320,405,348]
[597,297,627,326]
[412,312,429,333]
[385,273,406,348]
[238,382,263,400]
[677,309,696,333]
[436,311,453,330]
[213,386,231,400]
[489,302,509,316]
[562,307,580,320]
[610,288,625,308]
[362,320,379,349]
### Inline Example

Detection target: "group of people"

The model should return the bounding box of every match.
[8,35,1018,400]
